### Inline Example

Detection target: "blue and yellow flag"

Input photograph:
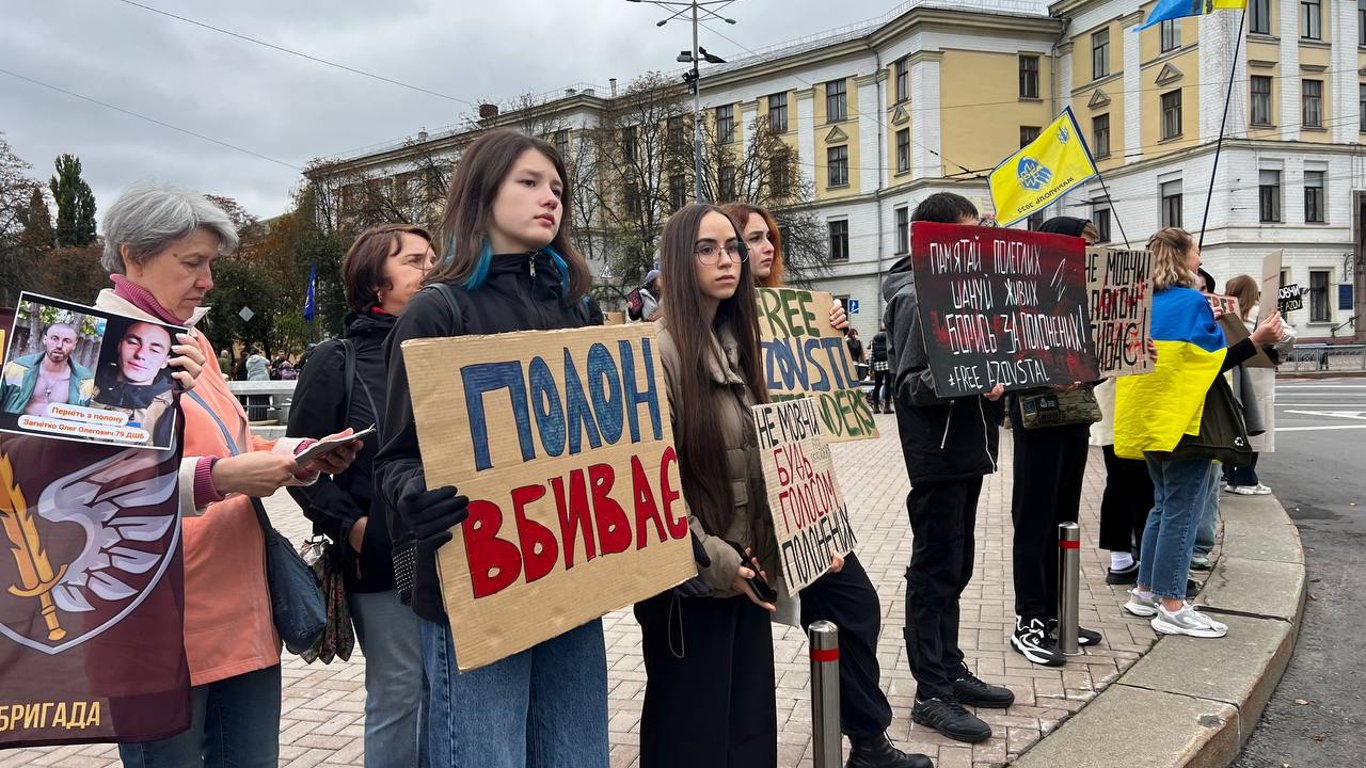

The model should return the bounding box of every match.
[1137,0,1246,31]
[988,107,1097,227]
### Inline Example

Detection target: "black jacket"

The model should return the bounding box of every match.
[374,250,599,623]
[287,310,396,592]
[881,257,1003,483]
[869,331,889,363]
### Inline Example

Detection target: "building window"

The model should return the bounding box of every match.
[1092,29,1110,80]
[1360,0,1366,45]
[1305,170,1325,223]
[1092,206,1112,243]
[894,206,909,254]
[826,78,847,122]
[768,92,788,133]
[1250,0,1271,33]
[770,152,791,197]
[715,104,734,143]
[1302,0,1322,39]
[669,175,687,211]
[1092,113,1111,157]
[1160,19,1181,52]
[1161,180,1183,228]
[895,57,909,103]
[719,165,737,202]
[1019,55,1039,99]
[828,220,850,262]
[896,129,911,173]
[1027,211,1045,231]
[667,116,685,152]
[622,125,638,162]
[626,184,642,218]
[1250,76,1273,125]
[827,145,849,187]
[1309,269,1331,321]
[552,130,569,157]
[1020,126,1041,148]
[1259,169,1282,222]
[1161,90,1183,139]
[1303,79,1323,127]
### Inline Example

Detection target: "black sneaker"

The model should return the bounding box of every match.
[1187,577,1202,599]
[1105,561,1139,585]
[911,697,991,744]
[951,668,1015,709]
[1045,618,1104,648]
[846,732,933,768]
[1011,617,1065,667]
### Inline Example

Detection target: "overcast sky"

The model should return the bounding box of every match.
[2,0,923,222]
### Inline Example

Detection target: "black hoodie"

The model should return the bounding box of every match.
[881,256,1003,483]
[374,251,598,623]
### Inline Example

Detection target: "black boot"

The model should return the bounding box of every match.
[846,732,933,768]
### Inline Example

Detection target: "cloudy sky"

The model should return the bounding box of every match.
[3,0,924,221]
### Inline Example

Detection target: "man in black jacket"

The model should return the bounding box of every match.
[882,192,1015,744]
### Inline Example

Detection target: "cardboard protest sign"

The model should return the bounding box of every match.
[1085,247,1153,376]
[2,293,186,451]
[755,288,877,442]
[751,398,857,593]
[1209,294,1274,369]
[0,437,190,747]
[402,324,695,671]
[1278,284,1304,313]
[910,222,1100,397]
[1259,250,1283,323]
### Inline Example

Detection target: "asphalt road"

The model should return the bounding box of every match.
[1233,377,1366,768]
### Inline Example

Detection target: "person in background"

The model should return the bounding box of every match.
[722,201,926,767]
[245,347,269,381]
[374,129,608,767]
[1220,274,1294,496]
[96,181,358,768]
[217,348,232,378]
[287,224,436,768]
[882,192,1015,744]
[868,324,891,414]
[1116,227,1284,638]
[1091,377,1153,585]
[1006,216,1104,667]
[640,269,663,321]
[846,326,867,382]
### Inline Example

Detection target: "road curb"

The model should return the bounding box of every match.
[1008,494,1305,768]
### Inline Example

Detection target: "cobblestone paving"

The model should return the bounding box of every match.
[5,414,1162,767]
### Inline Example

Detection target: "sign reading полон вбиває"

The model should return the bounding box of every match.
[910,222,1100,398]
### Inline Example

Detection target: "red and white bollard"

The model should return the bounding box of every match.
[809,620,842,767]
[1058,522,1082,656]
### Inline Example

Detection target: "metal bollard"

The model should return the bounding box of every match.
[1058,522,1081,656]
[808,620,842,768]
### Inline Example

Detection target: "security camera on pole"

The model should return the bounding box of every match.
[626,0,737,203]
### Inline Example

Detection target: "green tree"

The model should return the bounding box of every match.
[49,154,97,248]
[19,187,54,251]
[0,133,41,305]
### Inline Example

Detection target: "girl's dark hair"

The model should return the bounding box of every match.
[719,202,784,288]
[342,223,432,313]
[912,192,979,224]
[427,129,590,298]
[661,204,768,535]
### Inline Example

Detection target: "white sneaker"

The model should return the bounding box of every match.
[1251,483,1273,495]
[1123,589,1159,617]
[1230,485,1257,495]
[1151,604,1228,638]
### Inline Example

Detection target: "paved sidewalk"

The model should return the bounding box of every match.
[5,414,1160,768]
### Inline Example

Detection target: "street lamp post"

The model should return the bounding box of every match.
[626,0,737,203]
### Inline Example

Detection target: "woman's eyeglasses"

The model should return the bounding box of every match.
[694,241,748,265]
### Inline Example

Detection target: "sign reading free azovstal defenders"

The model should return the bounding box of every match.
[403,324,695,671]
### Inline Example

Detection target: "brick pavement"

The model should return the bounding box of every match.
[5,413,1165,768]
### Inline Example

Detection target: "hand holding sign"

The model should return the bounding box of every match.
[169,333,205,392]
[1251,310,1285,346]
[399,476,470,554]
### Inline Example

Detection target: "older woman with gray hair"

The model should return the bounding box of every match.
[96,181,360,767]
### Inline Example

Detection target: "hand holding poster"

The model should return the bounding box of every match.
[401,324,695,671]
[1085,247,1153,376]
[755,288,877,442]
[910,222,1100,397]
[751,398,856,593]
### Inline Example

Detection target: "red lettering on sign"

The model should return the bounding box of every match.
[659,446,686,539]
[551,470,596,570]
[630,454,666,549]
[589,463,631,555]
[465,500,522,598]
[511,484,558,584]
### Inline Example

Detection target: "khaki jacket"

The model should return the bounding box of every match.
[656,318,780,598]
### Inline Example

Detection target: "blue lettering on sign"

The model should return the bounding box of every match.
[587,342,624,444]
[762,336,856,394]
[619,338,663,443]
[528,356,565,458]
[463,361,535,471]
[562,350,602,455]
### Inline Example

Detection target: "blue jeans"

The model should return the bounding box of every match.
[118,665,281,768]
[1193,463,1222,558]
[1138,456,1212,600]
[349,589,427,768]
[420,617,609,768]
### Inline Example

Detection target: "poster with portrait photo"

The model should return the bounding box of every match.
[1,293,187,451]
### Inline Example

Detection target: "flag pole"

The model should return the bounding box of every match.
[1093,170,1131,248]
[1197,5,1248,249]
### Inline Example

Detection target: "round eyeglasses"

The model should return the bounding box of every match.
[694,241,748,265]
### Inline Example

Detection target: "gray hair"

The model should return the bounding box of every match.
[100,181,239,274]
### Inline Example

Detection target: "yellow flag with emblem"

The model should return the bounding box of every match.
[988,107,1097,227]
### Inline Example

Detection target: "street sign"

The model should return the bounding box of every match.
[847,298,861,314]
[239,306,255,322]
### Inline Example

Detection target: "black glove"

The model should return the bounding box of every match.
[399,476,469,553]
[673,531,714,598]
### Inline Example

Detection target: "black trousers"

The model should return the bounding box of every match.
[1097,445,1155,557]
[798,552,893,738]
[870,369,891,405]
[635,593,777,768]
[1010,424,1090,620]
[903,477,981,701]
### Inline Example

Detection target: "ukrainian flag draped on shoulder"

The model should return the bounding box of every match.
[988,108,1097,227]
[1113,287,1227,459]
[1137,0,1246,31]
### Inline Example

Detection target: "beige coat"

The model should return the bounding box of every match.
[656,318,780,598]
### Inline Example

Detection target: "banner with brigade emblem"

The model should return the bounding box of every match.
[0,432,189,747]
